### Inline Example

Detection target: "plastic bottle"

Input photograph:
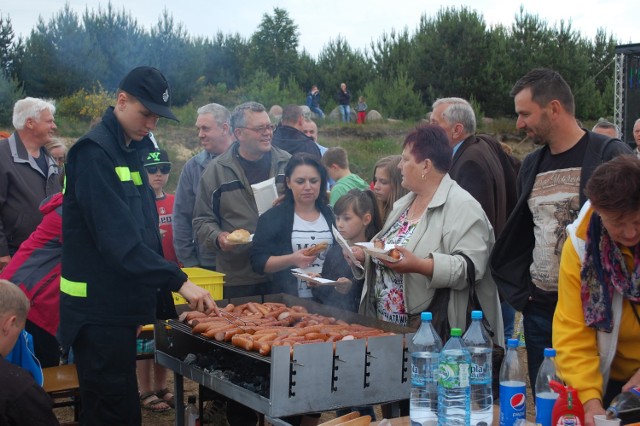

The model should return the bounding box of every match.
[499,338,526,426]
[535,348,562,426]
[462,310,493,426]
[549,380,584,426]
[438,328,471,426]
[410,311,443,426]
[605,386,640,422]
[185,395,199,426]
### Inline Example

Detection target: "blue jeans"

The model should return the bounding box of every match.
[501,301,516,341]
[339,104,351,122]
[309,106,325,119]
[522,304,554,395]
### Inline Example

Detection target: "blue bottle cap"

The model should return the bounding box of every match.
[471,310,483,320]
[451,328,462,337]
[421,312,432,321]
[544,347,556,357]
[507,338,519,348]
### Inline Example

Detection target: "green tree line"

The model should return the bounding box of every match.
[0,4,620,126]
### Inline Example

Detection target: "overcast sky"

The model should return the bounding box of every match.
[2,0,637,57]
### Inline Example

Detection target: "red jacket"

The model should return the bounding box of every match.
[0,193,62,336]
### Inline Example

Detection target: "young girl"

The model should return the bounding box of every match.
[356,96,368,124]
[311,189,382,312]
[372,155,408,223]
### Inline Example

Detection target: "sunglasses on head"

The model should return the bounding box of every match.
[145,164,171,174]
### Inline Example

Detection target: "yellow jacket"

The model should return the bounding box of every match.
[553,205,640,404]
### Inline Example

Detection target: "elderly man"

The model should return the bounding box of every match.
[0,279,59,425]
[0,98,61,272]
[61,66,216,425]
[272,104,321,159]
[193,102,290,298]
[633,118,640,158]
[591,119,619,138]
[491,69,631,392]
[173,103,233,269]
[430,97,517,237]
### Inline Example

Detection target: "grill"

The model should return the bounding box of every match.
[155,293,414,424]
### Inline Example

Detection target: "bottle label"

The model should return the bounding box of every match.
[536,393,559,426]
[470,361,491,383]
[555,414,582,426]
[631,386,640,398]
[500,382,526,426]
[438,361,470,388]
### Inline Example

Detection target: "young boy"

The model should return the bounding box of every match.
[322,147,369,206]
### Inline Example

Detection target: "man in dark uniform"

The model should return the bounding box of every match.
[60,66,217,425]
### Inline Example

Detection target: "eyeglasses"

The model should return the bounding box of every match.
[239,124,275,134]
[145,165,171,174]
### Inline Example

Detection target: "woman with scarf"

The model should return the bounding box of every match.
[554,155,640,426]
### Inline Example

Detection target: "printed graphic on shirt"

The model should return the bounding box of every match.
[373,208,416,326]
[291,213,332,298]
[528,167,580,292]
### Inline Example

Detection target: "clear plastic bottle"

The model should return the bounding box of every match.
[605,387,640,421]
[185,395,199,426]
[499,338,526,426]
[462,310,493,426]
[438,328,471,426]
[535,348,562,426]
[410,311,443,426]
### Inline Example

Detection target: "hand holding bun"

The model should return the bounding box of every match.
[227,229,251,243]
[303,242,329,256]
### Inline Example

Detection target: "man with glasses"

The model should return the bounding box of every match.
[60,66,216,424]
[173,103,233,270]
[194,101,291,299]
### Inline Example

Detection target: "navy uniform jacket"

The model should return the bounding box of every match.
[60,107,186,345]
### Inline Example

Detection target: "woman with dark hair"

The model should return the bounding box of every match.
[251,153,336,297]
[352,125,503,344]
[554,155,640,426]
[372,155,408,222]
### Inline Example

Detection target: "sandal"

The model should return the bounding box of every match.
[140,391,171,413]
[155,388,175,409]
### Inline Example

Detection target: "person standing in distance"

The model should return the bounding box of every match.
[173,103,233,269]
[60,66,217,425]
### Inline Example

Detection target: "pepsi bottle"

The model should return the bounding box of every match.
[535,348,561,426]
[499,338,526,426]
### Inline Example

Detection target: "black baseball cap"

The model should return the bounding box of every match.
[119,66,178,121]
[143,149,171,166]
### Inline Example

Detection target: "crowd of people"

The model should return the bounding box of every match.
[0,65,639,426]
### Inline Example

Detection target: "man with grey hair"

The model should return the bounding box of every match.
[430,97,517,237]
[173,103,233,269]
[0,279,59,425]
[591,119,619,138]
[193,102,290,298]
[192,102,289,425]
[272,104,321,159]
[0,98,61,272]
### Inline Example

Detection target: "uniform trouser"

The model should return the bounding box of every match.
[73,324,141,426]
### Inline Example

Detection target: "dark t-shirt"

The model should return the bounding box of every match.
[34,148,49,177]
[235,145,272,185]
[528,133,588,296]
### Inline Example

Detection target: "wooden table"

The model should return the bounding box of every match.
[371,405,501,426]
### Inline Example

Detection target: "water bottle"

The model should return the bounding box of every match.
[410,312,443,426]
[499,338,526,426]
[462,310,493,426]
[438,328,471,426]
[535,348,561,426]
[185,395,199,426]
[606,387,640,422]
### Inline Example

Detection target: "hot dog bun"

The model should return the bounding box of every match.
[303,241,329,256]
[227,229,251,243]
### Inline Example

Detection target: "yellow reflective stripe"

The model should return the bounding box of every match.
[62,174,67,194]
[114,167,143,186]
[131,171,142,185]
[60,277,87,297]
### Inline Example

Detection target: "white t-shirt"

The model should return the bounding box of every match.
[291,213,333,298]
